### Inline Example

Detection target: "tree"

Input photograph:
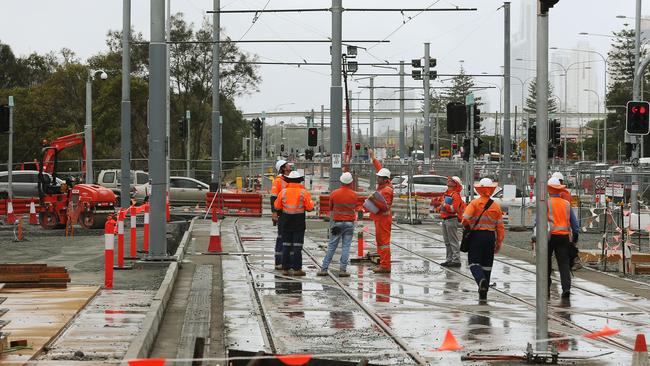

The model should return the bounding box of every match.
[444,66,477,105]
[523,78,558,115]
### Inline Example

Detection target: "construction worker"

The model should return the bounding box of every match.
[318,172,359,277]
[439,176,466,267]
[367,148,394,274]
[274,170,314,276]
[271,160,291,270]
[550,171,582,270]
[462,178,505,301]
[551,172,572,202]
[540,177,580,298]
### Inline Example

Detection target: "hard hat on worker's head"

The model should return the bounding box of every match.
[474,177,498,197]
[551,172,564,181]
[475,178,497,187]
[340,172,354,185]
[285,170,303,179]
[448,176,463,186]
[376,168,391,178]
[547,177,565,190]
[275,159,288,172]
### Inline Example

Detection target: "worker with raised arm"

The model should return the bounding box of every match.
[367,148,394,274]
[462,178,505,301]
[271,160,291,269]
[274,170,314,276]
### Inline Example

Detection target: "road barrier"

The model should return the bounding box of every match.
[104,215,116,289]
[29,201,38,225]
[205,192,263,217]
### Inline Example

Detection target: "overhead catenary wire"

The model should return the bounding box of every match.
[207,7,477,14]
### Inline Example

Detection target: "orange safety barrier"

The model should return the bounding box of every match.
[318,195,366,219]
[205,192,263,217]
[104,216,116,289]
[0,198,41,221]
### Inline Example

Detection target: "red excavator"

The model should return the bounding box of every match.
[37,132,116,229]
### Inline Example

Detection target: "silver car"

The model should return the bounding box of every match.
[135,176,210,205]
[0,170,63,198]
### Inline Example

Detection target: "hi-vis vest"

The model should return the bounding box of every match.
[548,196,571,235]
[281,189,307,215]
[271,175,288,197]
[330,187,358,221]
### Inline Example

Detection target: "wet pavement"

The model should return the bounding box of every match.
[217,217,650,365]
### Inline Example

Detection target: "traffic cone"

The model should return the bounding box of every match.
[117,209,126,268]
[29,200,38,225]
[6,200,15,225]
[166,193,170,222]
[104,215,116,289]
[632,334,649,366]
[143,203,150,253]
[208,209,222,253]
[436,329,463,351]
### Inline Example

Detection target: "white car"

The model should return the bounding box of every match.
[490,186,535,209]
[134,176,210,205]
[391,175,449,195]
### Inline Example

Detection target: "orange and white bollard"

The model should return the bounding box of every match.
[357,230,364,258]
[104,216,116,289]
[632,334,649,366]
[166,193,170,222]
[208,209,222,253]
[29,200,38,225]
[143,203,150,253]
[117,209,126,268]
[130,205,137,258]
[6,200,15,225]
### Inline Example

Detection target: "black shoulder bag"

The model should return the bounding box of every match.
[460,199,494,253]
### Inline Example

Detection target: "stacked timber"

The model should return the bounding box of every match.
[0,264,70,288]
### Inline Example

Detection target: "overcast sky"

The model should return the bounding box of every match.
[0,0,642,124]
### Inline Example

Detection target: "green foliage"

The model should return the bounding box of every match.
[523,77,558,115]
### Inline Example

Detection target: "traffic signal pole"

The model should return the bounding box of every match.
[369,76,376,188]
[186,110,191,177]
[535,2,550,351]
[399,61,406,160]
[423,43,431,161]
[120,0,132,208]
[329,0,343,192]
[211,0,222,192]
[631,0,644,212]
[503,1,512,181]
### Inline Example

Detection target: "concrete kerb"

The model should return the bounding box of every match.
[121,217,197,363]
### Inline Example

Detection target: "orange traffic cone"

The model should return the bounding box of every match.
[127,359,166,366]
[436,329,463,351]
[208,209,222,253]
[15,218,23,242]
[632,334,650,366]
[29,200,38,225]
[6,200,15,225]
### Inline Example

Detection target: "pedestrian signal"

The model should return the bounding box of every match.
[308,128,318,146]
[626,101,650,135]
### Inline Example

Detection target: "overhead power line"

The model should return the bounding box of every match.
[207,7,476,14]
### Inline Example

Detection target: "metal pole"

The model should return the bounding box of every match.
[85,74,93,184]
[186,110,191,176]
[249,130,253,189]
[121,0,132,208]
[469,102,475,200]
[369,76,376,188]
[7,96,13,199]
[503,2,512,179]
[211,0,221,192]
[399,61,406,160]
[423,43,431,160]
[166,0,171,190]
[320,105,325,179]
[535,4,549,351]
[563,73,567,164]
[261,112,267,190]
[149,0,167,257]
[329,0,343,191]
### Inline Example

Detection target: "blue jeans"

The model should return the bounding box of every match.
[321,221,355,271]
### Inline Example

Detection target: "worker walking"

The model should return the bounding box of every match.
[367,149,394,274]
[271,160,291,270]
[462,178,505,301]
[551,171,581,271]
[318,172,359,277]
[537,177,580,298]
[274,170,314,276]
[551,172,572,202]
[439,176,466,267]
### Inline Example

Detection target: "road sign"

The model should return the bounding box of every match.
[594,177,606,194]
[465,93,474,105]
[606,182,624,198]
[331,153,342,168]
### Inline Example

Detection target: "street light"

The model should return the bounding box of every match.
[85,69,108,184]
[584,88,605,162]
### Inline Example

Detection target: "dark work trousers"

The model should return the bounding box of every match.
[467,231,496,290]
[282,230,305,270]
[275,213,283,265]
[548,234,572,293]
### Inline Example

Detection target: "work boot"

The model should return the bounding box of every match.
[478,278,489,293]
[561,291,571,298]
[440,261,450,267]
[293,269,306,276]
[448,262,462,268]
[372,267,391,274]
[282,270,290,276]
[317,269,328,276]
[275,264,283,270]
[479,290,488,301]
[338,270,350,277]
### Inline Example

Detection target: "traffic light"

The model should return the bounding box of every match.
[252,118,262,138]
[473,105,481,132]
[528,125,537,146]
[178,118,187,138]
[354,142,361,150]
[0,105,8,133]
[626,101,650,135]
[280,144,285,152]
[451,143,458,154]
[462,138,471,161]
[550,119,561,144]
[540,0,560,14]
[411,69,422,80]
[411,59,422,68]
[446,102,467,134]
[308,127,318,146]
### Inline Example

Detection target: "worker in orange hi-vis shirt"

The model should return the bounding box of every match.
[367,148,394,274]
[271,160,291,270]
[551,172,572,203]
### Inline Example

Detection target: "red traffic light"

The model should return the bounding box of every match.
[626,101,650,135]
[354,143,361,150]
[307,127,318,147]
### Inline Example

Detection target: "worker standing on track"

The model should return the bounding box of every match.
[271,160,291,270]
[462,178,505,301]
[439,176,465,268]
[274,170,314,276]
[318,172,359,277]
[551,171,581,270]
[367,148,394,274]
[535,177,580,298]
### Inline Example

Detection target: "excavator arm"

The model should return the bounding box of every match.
[41,132,86,175]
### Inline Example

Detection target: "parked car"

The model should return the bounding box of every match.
[98,169,149,204]
[491,186,535,210]
[0,170,63,198]
[391,174,449,195]
[134,176,210,205]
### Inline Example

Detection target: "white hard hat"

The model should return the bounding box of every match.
[551,172,564,181]
[376,168,391,178]
[275,160,288,172]
[286,171,303,179]
[477,178,495,187]
[340,172,354,184]
[450,176,463,186]
[547,177,561,186]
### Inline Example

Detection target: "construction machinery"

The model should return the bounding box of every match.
[37,132,116,229]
